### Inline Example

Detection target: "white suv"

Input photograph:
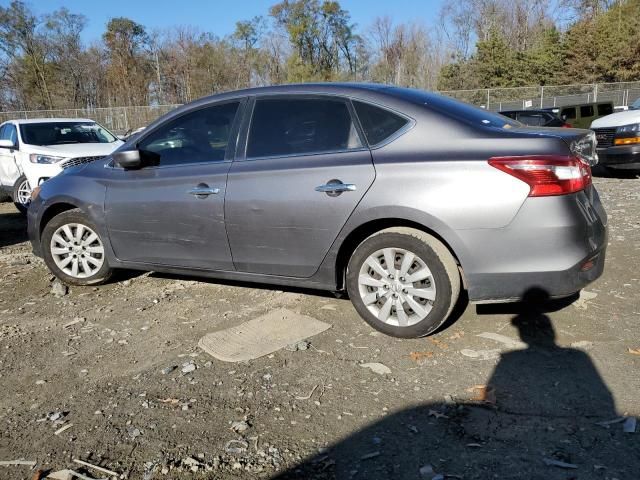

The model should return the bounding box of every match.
[0,118,123,213]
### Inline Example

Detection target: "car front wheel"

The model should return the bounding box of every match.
[346,227,461,338]
[13,175,31,214]
[41,209,113,286]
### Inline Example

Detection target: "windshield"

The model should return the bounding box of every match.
[19,122,118,146]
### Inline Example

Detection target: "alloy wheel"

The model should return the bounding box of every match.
[357,247,436,327]
[49,223,105,278]
[16,179,31,206]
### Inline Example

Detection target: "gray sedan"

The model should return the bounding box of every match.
[27,83,607,338]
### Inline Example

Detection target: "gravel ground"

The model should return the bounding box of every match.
[0,176,638,480]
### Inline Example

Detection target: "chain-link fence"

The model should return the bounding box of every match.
[1,81,639,131]
[0,104,180,135]
[439,81,640,111]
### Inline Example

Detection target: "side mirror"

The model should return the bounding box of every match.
[113,150,142,169]
[0,139,16,149]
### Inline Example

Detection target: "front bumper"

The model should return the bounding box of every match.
[21,161,63,187]
[27,196,44,257]
[597,144,640,169]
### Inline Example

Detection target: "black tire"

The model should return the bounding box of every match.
[41,208,113,286]
[346,227,461,338]
[12,175,30,215]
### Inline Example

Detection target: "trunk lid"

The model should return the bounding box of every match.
[506,126,598,166]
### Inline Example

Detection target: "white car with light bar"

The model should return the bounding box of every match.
[591,107,640,172]
[0,118,123,213]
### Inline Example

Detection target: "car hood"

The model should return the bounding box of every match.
[24,141,123,158]
[591,110,640,128]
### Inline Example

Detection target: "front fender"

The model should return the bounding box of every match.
[29,175,117,264]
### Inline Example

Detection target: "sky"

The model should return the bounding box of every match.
[8,0,445,42]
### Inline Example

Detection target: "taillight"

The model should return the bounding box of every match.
[488,155,592,197]
[562,123,572,128]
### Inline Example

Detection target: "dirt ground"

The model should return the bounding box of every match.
[0,175,638,480]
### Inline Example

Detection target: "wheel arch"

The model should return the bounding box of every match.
[334,217,466,291]
[39,202,81,236]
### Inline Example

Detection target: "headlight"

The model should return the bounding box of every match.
[615,123,640,135]
[29,154,66,164]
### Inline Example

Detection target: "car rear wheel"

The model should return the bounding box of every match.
[346,227,460,338]
[42,209,113,286]
[13,175,31,214]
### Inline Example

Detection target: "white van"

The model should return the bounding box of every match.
[590,99,640,173]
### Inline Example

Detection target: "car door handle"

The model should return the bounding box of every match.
[315,181,357,194]
[188,186,220,197]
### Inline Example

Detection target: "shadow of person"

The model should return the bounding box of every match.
[487,288,616,418]
[272,289,630,479]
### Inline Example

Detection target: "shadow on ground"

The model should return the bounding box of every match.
[592,165,639,179]
[0,207,28,248]
[274,288,637,479]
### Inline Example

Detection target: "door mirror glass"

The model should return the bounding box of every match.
[113,150,144,169]
[0,139,15,149]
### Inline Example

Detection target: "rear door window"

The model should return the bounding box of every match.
[353,101,409,146]
[247,97,362,158]
[561,107,576,120]
[580,105,594,117]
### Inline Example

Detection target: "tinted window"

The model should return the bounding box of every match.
[20,122,116,145]
[140,102,239,166]
[516,113,548,127]
[597,103,613,116]
[580,105,594,117]
[353,101,409,145]
[247,98,362,158]
[561,107,576,120]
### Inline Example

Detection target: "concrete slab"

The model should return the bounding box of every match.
[198,308,331,362]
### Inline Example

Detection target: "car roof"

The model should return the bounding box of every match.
[500,109,551,114]
[183,82,452,107]
[141,82,456,134]
[557,101,613,109]
[4,118,95,125]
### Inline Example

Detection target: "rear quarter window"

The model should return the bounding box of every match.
[561,107,577,119]
[353,101,409,146]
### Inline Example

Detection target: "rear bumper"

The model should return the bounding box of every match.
[468,249,605,303]
[458,188,607,302]
[597,145,640,169]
